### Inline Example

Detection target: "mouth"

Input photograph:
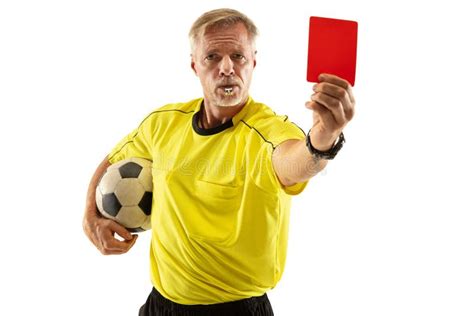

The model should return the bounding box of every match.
[218,85,239,96]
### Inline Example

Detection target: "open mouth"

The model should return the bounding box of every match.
[219,85,238,96]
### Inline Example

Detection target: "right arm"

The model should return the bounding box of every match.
[82,155,138,255]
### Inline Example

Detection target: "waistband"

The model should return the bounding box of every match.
[151,287,269,313]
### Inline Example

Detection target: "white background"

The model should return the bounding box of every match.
[1,0,473,315]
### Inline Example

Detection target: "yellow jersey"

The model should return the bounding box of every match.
[109,96,309,304]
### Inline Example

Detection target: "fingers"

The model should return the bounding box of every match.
[97,239,136,255]
[311,73,355,122]
[98,221,138,255]
[318,73,356,104]
[309,92,346,127]
[110,220,134,241]
[305,101,337,131]
[84,215,139,255]
[306,73,356,150]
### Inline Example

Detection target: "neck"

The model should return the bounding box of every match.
[199,97,248,129]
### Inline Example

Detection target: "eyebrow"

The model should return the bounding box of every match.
[203,47,246,55]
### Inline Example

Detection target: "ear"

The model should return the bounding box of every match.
[253,50,257,68]
[190,54,197,75]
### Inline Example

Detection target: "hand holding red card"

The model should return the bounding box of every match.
[304,16,358,153]
[307,16,358,86]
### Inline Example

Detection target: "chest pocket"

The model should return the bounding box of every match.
[186,178,243,245]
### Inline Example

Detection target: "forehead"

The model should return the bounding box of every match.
[199,23,252,51]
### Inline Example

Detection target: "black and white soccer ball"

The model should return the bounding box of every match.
[96,157,153,232]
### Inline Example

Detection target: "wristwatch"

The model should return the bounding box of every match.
[305,129,345,160]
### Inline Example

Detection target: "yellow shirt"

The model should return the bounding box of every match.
[109,96,308,304]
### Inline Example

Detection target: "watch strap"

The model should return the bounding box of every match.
[305,129,345,160]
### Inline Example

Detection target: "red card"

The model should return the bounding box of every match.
[307,16,358,86]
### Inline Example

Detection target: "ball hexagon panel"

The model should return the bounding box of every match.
[98,167,122,194]
[114,178,145,206]
[116,206,148,228]
[138,165,152,192]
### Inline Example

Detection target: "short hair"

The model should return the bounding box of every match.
[188,8,259,52]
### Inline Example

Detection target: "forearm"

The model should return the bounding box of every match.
[84,155,111,221]
[283,72,355,186]
[273,138,329,186]
[290,139,328,183]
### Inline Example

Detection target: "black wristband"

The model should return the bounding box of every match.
[305,129,345,160]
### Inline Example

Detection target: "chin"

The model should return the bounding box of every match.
[216,94,243,107]
[220,99,240,107]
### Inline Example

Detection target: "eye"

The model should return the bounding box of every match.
[205,54,218,61]
[232,54,245,60]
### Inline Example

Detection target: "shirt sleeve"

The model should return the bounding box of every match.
[108,114,154,164]
[251,118,309,196]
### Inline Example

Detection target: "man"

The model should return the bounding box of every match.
[83,8,355,316]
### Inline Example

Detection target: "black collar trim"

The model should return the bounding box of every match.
[192,105,234,136]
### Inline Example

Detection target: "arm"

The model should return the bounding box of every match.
[82,155,138,255]
[273,74,355,187]
[272,138,328,187]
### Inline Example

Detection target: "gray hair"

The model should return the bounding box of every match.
[188,8,259,52]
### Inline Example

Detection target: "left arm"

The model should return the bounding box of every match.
[273,73,356,187]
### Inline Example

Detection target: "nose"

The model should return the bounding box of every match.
[218,56,235,77]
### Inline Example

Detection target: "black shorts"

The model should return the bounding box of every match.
[139,287,274,316]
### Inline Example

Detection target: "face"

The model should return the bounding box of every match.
[191,22,256,108]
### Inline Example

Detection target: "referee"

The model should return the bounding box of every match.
[83,8,355,316]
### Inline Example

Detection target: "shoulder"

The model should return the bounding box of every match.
[139,98,200,127]
[147,98,199,120]
[243,100,306,147]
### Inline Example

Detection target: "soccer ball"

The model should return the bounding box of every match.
[96,157,153,232]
